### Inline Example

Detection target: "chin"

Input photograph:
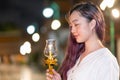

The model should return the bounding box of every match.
[76,39,83,43]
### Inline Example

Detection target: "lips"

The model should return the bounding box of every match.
[73,35,78,39]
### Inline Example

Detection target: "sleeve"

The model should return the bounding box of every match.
[96,58,119,80]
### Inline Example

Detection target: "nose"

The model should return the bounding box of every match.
[71,27,76,34]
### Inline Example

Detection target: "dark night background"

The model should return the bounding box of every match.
[0,0,120,80]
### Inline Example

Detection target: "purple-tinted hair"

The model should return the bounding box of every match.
[58,2,105,80]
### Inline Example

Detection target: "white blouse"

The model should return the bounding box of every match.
[67,48,119,80]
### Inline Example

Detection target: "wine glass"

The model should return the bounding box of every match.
[44,39,57,58]
[44,39,57,74]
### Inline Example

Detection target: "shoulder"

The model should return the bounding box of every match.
[91,48,119,71]
[99,48,118,64]
[96,48,118,65]
[95,48,120,80]
[97,48,119,72]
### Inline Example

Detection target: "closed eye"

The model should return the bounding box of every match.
[74,24,79,27]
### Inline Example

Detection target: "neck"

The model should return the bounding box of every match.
[84,34,104,55]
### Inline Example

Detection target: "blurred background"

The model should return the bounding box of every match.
[0,0,120,80]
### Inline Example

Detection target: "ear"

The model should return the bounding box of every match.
[89,19,96,30]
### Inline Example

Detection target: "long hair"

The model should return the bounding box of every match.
[58,2,105,80]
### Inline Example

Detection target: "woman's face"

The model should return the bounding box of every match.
[68,11,94,43]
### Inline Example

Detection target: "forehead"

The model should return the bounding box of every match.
[68,11,87,24]
[69,11,81,22]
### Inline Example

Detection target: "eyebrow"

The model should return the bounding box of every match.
[68,19,79,26]
[68,19,78,25]
[72,19,79,23]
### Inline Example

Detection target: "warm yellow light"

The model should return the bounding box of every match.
[20,41,31,55]
[32,33,40,42]
[100,0,115,10]
[100,0,107,10]
[111,9,120,18]
[107,0,115,8]
[51,19,61,30]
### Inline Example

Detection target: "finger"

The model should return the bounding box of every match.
[46,76,52,80]
[52,69,58,74]
[52,69,60,77]
[46,69,49,72]
[46,73,53,78]
[52,75,61,80]
[52,69,61,80]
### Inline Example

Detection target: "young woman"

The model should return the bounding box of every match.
[46,1,119,80]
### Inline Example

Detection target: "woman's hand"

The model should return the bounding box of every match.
[46,69,62,80]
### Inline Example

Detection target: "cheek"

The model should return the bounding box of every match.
[78,26,91,36]
[78,30,90,39]
[77,27,92,42]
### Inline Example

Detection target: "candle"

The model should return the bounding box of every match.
[48,44,52,51]
[48,44,52,59]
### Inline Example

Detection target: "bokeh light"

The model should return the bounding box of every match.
[112,9,120,18]
[27,25,35,35]
[32,33,40,42]
[20,41,31,55]
[51,19,61,30]
[43,8,54,18]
